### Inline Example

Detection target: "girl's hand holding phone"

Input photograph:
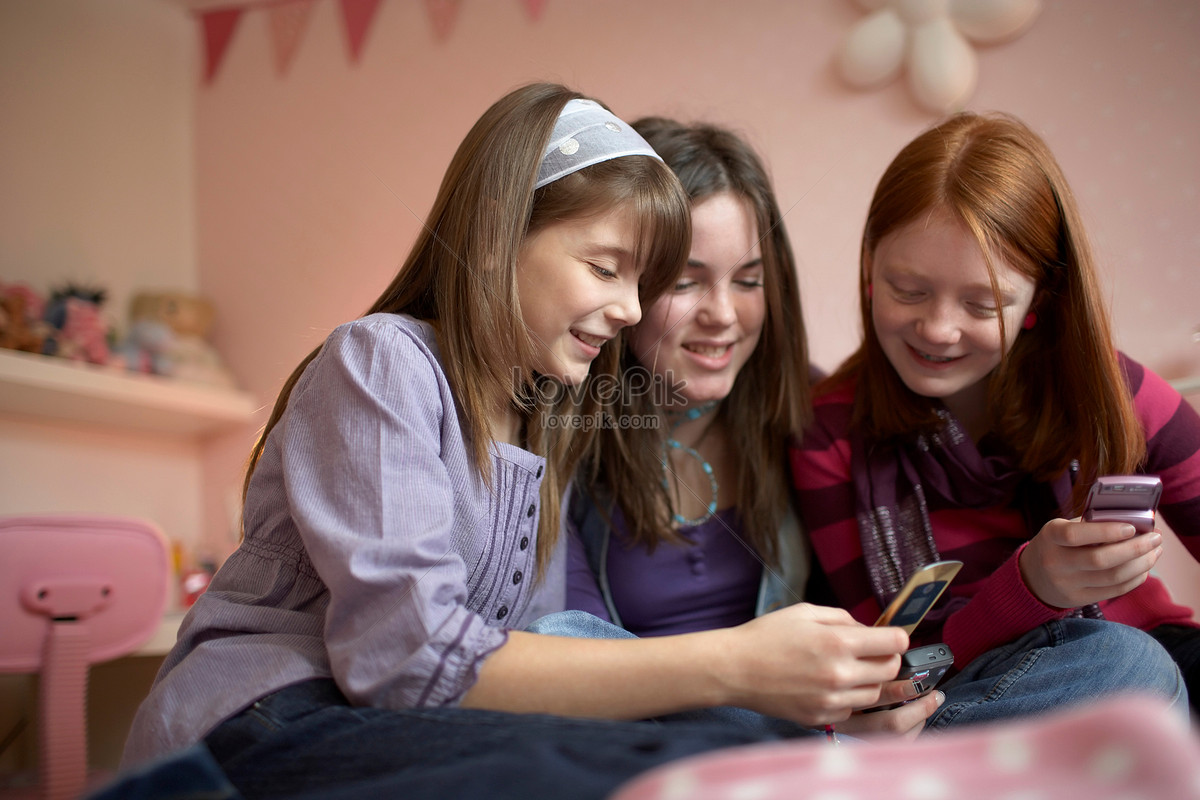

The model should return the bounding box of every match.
[720,603,908,727]
[837,686,944,740]
[1021,475,1165,610]
[1019,516,1163,610]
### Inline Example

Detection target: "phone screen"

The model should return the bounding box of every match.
[874,560,962,633]
[887,581,951,629]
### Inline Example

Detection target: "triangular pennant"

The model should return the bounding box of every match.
[200,7,244,84]
[424,0,461,41]
[520,0,547,22]
[339,0,384,63]
[268,0,316,77]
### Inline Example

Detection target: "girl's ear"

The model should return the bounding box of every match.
[1021,291,1042,329]
[861,247,874,293]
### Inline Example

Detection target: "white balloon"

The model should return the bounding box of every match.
[838,7,907,88]
[893,0,950,26]
[951,0,1042,43]
[907,17,977,112]
[837,0,1039,113]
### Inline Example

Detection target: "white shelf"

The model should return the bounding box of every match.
[0,348,258,436]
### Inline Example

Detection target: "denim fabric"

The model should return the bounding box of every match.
[85,743,245,800]
[200,679,810,800]
[928,618,1188,731]
[526,608,635,638]
[532,612,1190,736]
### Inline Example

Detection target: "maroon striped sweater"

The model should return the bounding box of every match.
[790,354,1200,667]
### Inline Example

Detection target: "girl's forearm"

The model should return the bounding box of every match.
[459,629,732,718]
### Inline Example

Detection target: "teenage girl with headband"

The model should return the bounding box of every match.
[791,111,1196,728]
[108,84,908,800]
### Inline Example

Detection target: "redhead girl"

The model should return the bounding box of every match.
[791,111,1196,729]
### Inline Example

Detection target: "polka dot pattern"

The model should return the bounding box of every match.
[611,698,1200,800]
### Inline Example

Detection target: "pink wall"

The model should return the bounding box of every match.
[195,0,1200,605]
[1,0,196,313]
[0,1,211,554]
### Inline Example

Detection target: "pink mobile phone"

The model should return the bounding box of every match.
[1082,475,1162,533]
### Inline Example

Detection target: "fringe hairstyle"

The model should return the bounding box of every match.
[581,118,812,565]
[242,83,691,576]
[822,111,1144,512]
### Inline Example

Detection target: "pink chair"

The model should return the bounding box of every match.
[0,516,170,800]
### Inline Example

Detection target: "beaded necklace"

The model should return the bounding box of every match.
[662,401,720,527]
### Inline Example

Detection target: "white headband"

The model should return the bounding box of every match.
[535,99,662,189]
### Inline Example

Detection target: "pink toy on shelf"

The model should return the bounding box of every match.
[58,297,111,366]
[0,515,170,800]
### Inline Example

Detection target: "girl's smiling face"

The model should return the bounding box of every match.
[517,204,644,385]
[869,207,1037,423]
[629,192,765,408]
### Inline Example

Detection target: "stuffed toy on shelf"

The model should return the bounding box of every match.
[2,281,112,365]
[0,282,50,354]
[114,291,238,389]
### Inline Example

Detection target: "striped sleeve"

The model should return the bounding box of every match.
[1124,354,1200,557]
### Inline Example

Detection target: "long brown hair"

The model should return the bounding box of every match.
[583,118,812,564]
[823,111,1144,511]
[243,83,691,572]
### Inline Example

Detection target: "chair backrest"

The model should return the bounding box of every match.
[0,515,170,800]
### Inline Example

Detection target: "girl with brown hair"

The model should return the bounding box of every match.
[108,85,908,800]
[552,117,939,739]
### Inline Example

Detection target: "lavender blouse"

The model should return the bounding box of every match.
[123,314,565,765]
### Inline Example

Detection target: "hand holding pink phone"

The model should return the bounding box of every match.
[1020,475,1164,609]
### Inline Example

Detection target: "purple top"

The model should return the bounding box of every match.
[566,505,761,637]
[123,314,565,766]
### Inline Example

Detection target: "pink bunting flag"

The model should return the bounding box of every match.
[200,7,244,84]
[520,0,547,21]
[339,0,384,63]
[424,0,461,41]
[268,0,316,76]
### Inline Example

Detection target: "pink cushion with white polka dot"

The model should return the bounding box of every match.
[612,697,1200,800]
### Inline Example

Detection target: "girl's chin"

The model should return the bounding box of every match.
[679,386,734,407]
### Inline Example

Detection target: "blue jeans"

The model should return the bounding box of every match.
[929,617,1189,730]
[86,743,244,800]
[530,611,1189,733]
[91,678,817,800]
[213,680,822,800]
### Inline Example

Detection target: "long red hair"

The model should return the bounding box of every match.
[823,112,1144,512]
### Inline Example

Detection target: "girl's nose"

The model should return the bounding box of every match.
[696,285,736,327]
[608,281,642,328]
[916,304,962,345]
